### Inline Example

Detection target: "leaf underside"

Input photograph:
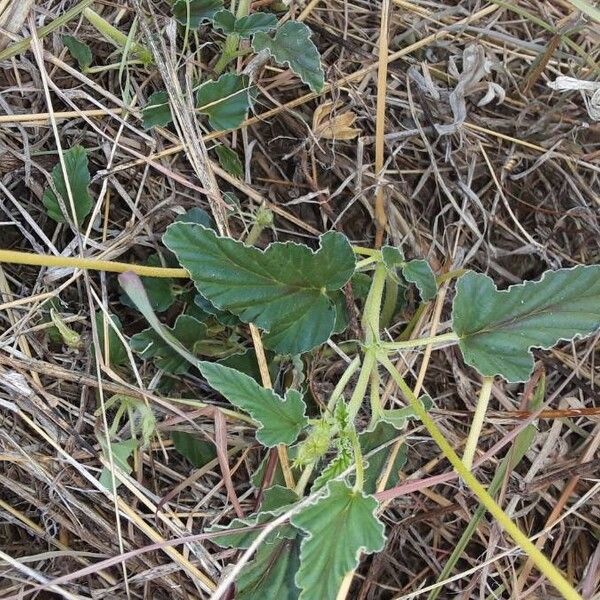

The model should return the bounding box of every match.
[452,266,600,382]
[162,224,356,354]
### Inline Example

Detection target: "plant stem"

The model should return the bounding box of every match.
[378,353,581,600]
[382,331,459,351]
[214,0,251,74]
[0,249,188,278]
[362,263,387,343]
[0,0,95,61]
[462,376,493,470]
[379,274,398,328]
[350,428,364,492]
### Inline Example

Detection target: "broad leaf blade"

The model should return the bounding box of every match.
[162,224,356,354]
[196,73,253,130]
[142,91,172,129]
[172,0,224,27]
[62,35,92,69]
[42,145,92,225]
[95,312,128,367]
[252,21,324,93]
[199,362,307,447]
[99,438,137,491]
[291,480,385,599]
[452,266,600,382]
[214,10,277,37]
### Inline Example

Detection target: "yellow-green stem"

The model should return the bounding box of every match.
[462,376,494,470]
[0,249,188,278]
[378,352,581,600]
[382,331,459,351]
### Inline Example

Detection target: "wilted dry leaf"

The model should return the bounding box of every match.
[312,101,361,140]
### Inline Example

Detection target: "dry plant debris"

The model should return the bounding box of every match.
[0,1,599,599]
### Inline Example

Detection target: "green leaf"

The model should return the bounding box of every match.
[42,146,92,226]
[360,422,408,494]
[120,254,176,313]
[215,144,244,178]
[311,449,352,491]
[62,35,92,69]
[210,485,299,548]
[162,224,356,354]
[382,246,437,301]
[403,260,437,301]
[175,207,214,228]
[218,349,278,384]
[130,314,208,374]
[375,395,432,430]
[99,438,137,491]
[252,21,325,93]
[119,272,307,446]
[142,91,172,129]
[172,431,216,468]
[199,362,307,447]
[95,312,128,367]
[236,536,301,600]
[172,0,224,27]
[194,294,240,326]
[291,480,386,599]
[196,73,253,130]
[452,266,600,382]
[213,9,277,37]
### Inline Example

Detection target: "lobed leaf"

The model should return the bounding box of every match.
[452,266,600,382]
[172,0,223,27]
[291,480,386,599]
[120,272,308,446]
[42,145,92,226]
[196,73,254,130]
[252,21,325,93]
[162,224,356,354]
[213,9,277,37]
[199,362,307,447]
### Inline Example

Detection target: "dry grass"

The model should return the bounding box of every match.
[1,0,599,598]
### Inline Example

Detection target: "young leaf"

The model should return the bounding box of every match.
[162,224,356,354]
[95,312,128,367]
[172,0,224,27]
[215,144,244,178]
[291,480,386,599]
[172,431,216,468]
[62,35,92,69]
[142,91,172,129]
[199,362,307,447]
[196,73,254,130]
[213,9,277,37]
[130,314,207,374]
[252,21,325,93]
[311,449,352,491]
[99,438,137,491]
[382,246,437,301]
[452,266,600,382]
[42,146,92,226]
